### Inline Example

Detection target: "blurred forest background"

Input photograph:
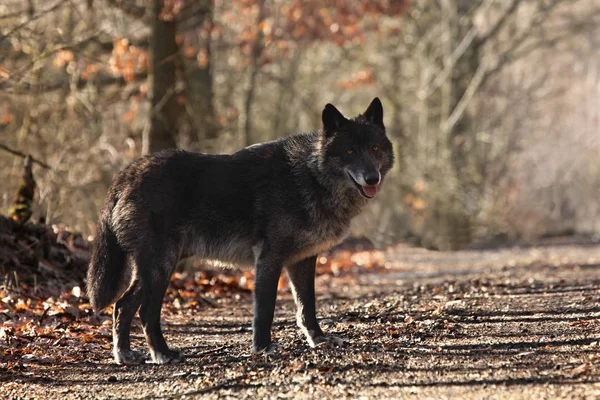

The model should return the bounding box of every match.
[1,0,599,251]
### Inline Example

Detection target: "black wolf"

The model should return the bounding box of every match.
[87,98,394,364]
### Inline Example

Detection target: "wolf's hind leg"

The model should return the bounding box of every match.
[113,279,146,364]
[138,253,183,364]
[286,256,345,348]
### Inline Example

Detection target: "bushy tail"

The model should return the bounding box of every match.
[86,217,128,311]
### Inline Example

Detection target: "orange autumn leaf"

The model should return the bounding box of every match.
[1,112,14,125]
[184,46,198,58]
[0,65,9,79]
[339,69,375,90]
[123,110,136,122]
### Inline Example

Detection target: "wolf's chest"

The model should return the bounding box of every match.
[285,220,349,266]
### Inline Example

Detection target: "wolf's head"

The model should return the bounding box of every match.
[319,98,394,199]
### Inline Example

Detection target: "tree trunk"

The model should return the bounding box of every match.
[272,54,300,139]
[182,0,218,152]
[144,0,181,154]
[243,0,266,146]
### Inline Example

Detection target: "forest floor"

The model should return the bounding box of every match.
[2,237,600,399]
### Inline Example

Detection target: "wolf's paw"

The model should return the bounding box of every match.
[114,348,147,365]
[252,343,282,358]
[310,335,346,349]
[151,349,185,364]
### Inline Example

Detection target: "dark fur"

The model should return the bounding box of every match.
[87,98,394,364]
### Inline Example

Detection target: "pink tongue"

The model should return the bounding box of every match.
[363,185,378,198]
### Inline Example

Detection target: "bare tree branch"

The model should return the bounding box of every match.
[0,0,68,42]
[105,0,147,19]
[441,59,488,133]
[424,0,519,98]
[473,0,524,49]
[0,71,147,95]
[441,0,582,134]
[0,144,51,169]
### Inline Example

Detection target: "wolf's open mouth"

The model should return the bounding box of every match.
[347,172,378,199]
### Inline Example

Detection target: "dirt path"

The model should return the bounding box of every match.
[3,242,600,399]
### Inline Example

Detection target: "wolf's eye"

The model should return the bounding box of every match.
[372,145,380,152]
[346,149,354,155]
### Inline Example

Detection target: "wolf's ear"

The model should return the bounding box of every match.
[363,97,384,129]
[322,103,348,137]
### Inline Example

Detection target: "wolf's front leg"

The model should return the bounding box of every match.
[252,253,284,353]
[286,256,345,348]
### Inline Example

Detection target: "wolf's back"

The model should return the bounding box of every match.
[86,196,128,311]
